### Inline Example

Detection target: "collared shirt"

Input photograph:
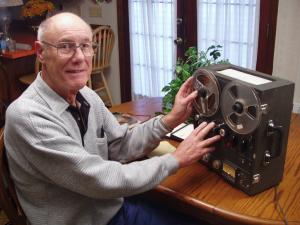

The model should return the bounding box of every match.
[67,93,90,146]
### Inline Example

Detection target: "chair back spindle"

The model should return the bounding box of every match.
[89,25,115,107]
[92,26,114,71]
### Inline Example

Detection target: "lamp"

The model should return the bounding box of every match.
[0,0,23,51]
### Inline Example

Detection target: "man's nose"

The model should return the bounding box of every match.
[72,47,86,59]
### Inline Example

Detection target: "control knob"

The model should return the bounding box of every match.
[212,160,222,170]
[202,153,211,163]
[213,123,228,137]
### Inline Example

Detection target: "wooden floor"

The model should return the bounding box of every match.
[0,210,8,225]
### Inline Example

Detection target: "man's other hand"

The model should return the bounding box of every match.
[172,122,221,168]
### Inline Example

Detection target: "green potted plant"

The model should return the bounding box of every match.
[162,45,229,113]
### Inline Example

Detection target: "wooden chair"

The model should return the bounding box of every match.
[19,58,41,85]
[0,130,27,225]
[88,26,115,107]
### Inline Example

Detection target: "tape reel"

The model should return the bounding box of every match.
[221,81,262,134]
[193,69,220,117]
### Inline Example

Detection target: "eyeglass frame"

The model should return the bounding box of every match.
[41,41,98,57]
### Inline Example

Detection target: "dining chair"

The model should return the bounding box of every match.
[88,25,115,107]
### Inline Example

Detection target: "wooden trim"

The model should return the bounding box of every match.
[177,0,197,58]
[176,0,184,58]
[117,0,132,102]
[256,0,279,74]
[183,0,197,51]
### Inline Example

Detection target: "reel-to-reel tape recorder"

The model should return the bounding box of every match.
[192,64,294,195]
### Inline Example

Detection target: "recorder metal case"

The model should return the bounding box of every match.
[192,64,294,195]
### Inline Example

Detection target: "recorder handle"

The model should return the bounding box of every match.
[267,120,283,158]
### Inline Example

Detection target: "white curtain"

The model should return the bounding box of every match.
[128,0,177,100]
[197,0,260,69]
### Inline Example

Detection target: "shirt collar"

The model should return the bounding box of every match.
[32,72,85,115]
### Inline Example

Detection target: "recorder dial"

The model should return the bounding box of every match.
[193,69,220,117]
[221,82,262,135]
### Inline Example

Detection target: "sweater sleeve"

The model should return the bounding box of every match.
[95,102,172,162]
[108,115,172,162]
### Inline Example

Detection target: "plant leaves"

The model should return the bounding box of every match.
[175,65,183,74]
[161,44,228,111]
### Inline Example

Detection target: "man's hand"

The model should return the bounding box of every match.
[172,122,221,168]
[162,77,197,130]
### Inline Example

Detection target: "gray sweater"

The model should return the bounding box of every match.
[4,74,179,225]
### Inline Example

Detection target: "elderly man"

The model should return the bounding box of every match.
[4,12,220,225]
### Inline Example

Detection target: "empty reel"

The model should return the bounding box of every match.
[193,69,220,117]
[221,81,262,134]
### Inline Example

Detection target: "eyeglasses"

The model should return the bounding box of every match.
[41,41,98,57]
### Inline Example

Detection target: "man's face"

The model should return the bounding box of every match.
[39,18,93,95]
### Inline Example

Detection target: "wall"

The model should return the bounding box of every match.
[273,0,300,113]
[63,0,121,104]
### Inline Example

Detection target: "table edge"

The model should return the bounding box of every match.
[154,185,287,225]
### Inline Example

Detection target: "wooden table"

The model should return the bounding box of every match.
[110,98,300,225]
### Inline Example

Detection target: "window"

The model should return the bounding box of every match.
[128,0,176,99]
[197,0,260,69]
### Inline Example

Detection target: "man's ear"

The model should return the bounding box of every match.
[35,41,45,63]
